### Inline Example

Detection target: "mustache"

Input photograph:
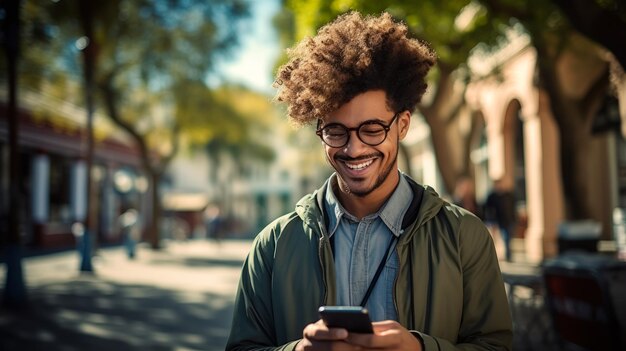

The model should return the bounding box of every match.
[334,153,382,162]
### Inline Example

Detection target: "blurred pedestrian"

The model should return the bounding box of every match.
[119,207,140,259]
[483,179,516,262]
[204,204,223,244]
[453,174,482,219]
[227,11,511,351]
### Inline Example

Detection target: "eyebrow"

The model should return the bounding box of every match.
[319,117,389,128]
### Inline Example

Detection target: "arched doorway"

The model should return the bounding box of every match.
[502,99,528,251]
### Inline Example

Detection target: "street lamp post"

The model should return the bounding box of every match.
[2,0,28,308]
[76,0,98,273]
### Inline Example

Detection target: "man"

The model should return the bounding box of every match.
[227,11,512,351]
[484,179,517,262]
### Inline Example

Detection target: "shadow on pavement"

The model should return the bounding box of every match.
[149,256,246,268]
[0,277,234,351]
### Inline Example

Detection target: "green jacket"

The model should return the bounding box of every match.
[227,177,513,351]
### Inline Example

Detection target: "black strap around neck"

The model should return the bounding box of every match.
[359,235,398,307]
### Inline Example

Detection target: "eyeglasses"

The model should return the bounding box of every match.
[315,112,400,148]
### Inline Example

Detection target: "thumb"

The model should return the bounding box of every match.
[372,320,402,333]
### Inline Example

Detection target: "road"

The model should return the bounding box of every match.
[0,239,252,351]
[1,238,561,350]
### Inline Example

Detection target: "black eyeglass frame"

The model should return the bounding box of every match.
[315,112,400,148]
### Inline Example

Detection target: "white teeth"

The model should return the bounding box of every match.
[345,159,374,170]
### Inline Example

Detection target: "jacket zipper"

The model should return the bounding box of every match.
[317,218,330,306]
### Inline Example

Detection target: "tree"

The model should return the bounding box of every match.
[282,0,621,223]
[281,0,507,194]
[1,0,28,308]
[478,0,614,221]
[175,82,276,182]
[552,0,626,69]
[42,0,251,249]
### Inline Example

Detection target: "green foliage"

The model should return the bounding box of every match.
[16,0,261,158]
[271,8,296,75]
[0,1,72,88]
[478,0,624,65]
[34,0,250,85]
[281,0,621,73]
[172,80,277,167]
[283,0,509,68]
[9,0,281,170]
[207,86,277,163]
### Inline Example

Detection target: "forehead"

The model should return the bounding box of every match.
[326,90,392,125]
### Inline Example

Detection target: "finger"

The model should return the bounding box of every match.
[347,332,401,349]
[303,320,349,341]
[347,322,407,349]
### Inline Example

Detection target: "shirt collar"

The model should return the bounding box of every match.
[324,174,346,238]
[324,172,413,238]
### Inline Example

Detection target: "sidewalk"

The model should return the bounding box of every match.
[0,239,252,351]
[498,238,560,350]
[1,238,555,350]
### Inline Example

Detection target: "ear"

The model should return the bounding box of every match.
[398,110,411,140]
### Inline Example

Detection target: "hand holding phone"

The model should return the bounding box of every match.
[318,306,373,334]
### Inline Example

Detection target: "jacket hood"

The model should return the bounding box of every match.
[295,174,445,239]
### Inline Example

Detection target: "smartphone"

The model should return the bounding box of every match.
[318,306,373,334]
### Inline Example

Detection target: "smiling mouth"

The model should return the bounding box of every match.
[345,159,374,171]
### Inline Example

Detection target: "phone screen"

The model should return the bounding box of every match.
[318,306,373,334]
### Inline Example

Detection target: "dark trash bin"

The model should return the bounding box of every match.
[542,254,626,351]
[557,221,601,254]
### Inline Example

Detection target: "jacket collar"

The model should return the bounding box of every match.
[295,173,444,237]
[323,173,413,237]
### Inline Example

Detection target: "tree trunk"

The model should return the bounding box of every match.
[2,0,28,308]
[534,33,610,221]
[99,79,162,249]
[419,66,471,194]
[557,103,595,219]
[424,110,455,193]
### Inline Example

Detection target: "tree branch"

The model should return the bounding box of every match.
[479,0,530,20]
[156,121,181,175]
[581,67,610,121]
[98,77,152,171]
[553,0,626,69]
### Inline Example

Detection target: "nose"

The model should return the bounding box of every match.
[342,130,369,156]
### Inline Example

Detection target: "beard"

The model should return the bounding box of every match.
[331,146,399,198]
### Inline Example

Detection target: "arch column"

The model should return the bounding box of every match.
[522,92,564,262]
[32,154,50,224]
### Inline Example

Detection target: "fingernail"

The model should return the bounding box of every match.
[335,329,348,338]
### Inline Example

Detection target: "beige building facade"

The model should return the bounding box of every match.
[465,35,625,262]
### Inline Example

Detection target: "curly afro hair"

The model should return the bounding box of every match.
[273,11,437,126]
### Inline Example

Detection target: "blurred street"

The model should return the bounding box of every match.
[0,239,251,351]
[1,0,625,350]
[0,237,566,351]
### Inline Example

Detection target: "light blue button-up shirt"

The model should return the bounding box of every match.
[324,172,414,322]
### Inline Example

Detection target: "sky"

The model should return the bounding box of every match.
[213,0,281,95]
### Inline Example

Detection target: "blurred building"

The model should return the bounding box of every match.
[462,31,625,262]
[0,87,148,249]
[166,123,330,239]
